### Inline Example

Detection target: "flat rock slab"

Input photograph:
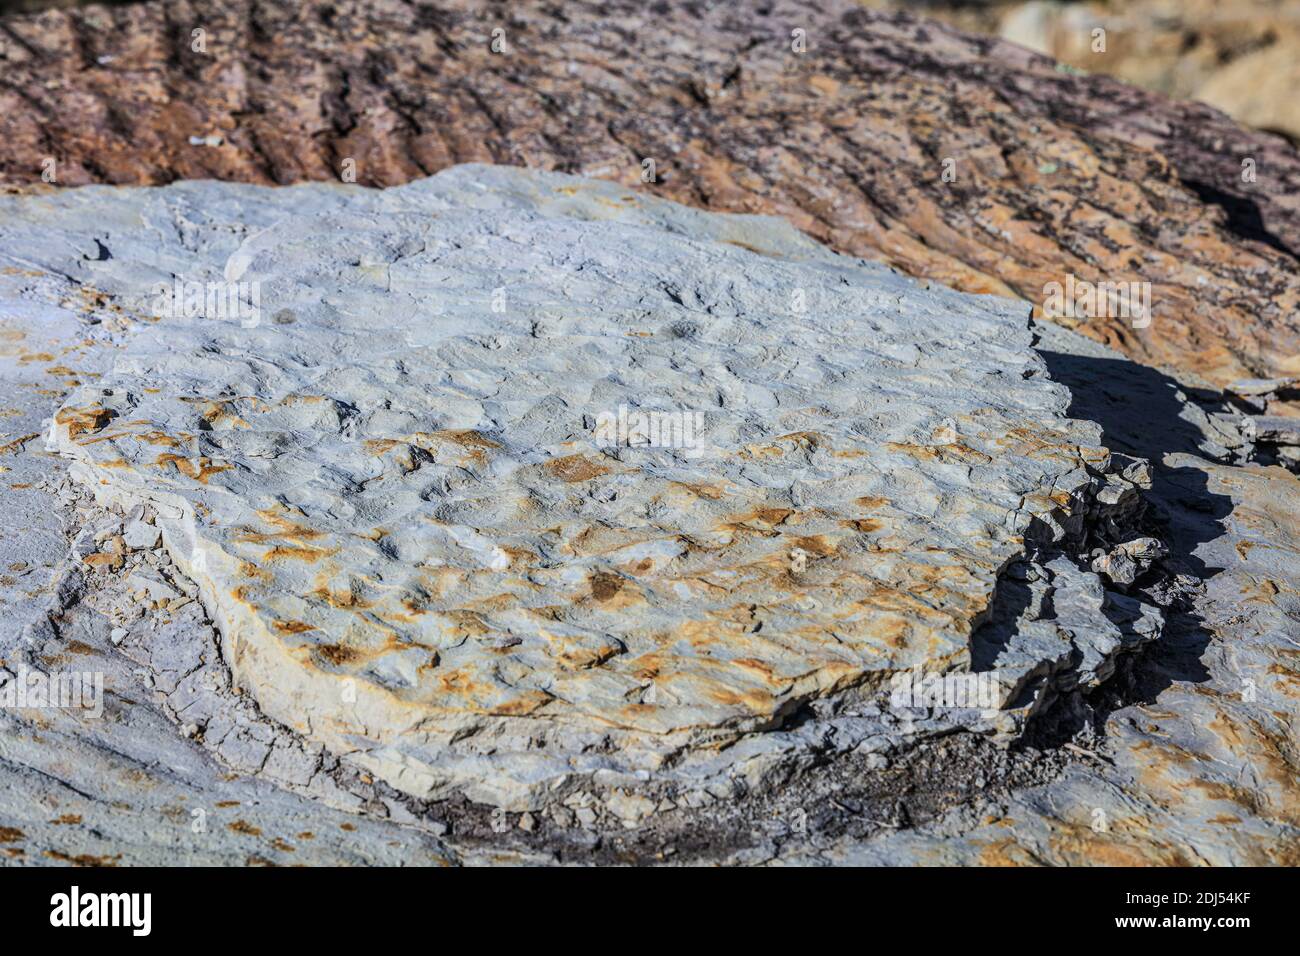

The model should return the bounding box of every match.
[1,0,1297,387]
[21,165,1111,806]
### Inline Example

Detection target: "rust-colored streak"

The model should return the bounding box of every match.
[154,453,233,483]
[55,405,114,440]
[544,454,610,483]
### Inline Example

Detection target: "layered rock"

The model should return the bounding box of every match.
[0,0,1297,867]
[789,320,1300,865]
[12,165,1161,810]
[1,165,1295,865]
[1,0,1298,387]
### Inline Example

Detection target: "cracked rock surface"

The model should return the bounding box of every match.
[1,0,1299,387]
[797,321,1300,865]
[0,165,1217,865]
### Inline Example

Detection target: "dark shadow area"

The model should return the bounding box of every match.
[969,565,1033,672]
[1036,348,1235,733]
[1185,179,1299,262]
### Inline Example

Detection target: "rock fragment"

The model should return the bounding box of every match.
[1090,537,1168,587]
[122,517,162,551]
[1229,377,1298,399]
[1242,416,1300,448]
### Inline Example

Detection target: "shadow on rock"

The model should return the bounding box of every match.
[1038,348,1235,722]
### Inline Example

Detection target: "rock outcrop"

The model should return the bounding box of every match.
[3,166,1294,864]
[11,165,1158,812]
[1,0,1297,868]
[797,320,1300,865]
[1,0,1298,387]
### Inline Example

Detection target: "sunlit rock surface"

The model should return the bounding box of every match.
[3,0,1299,387]
[790,322,1300,866]
[0,166,1294,865]
[22,165,1125,806]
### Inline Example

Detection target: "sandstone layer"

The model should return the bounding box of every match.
[1,165,1296,866]
[14,165,1160,810]
[1,0,1298,387]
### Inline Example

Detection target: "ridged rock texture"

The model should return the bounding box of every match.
[3,166,1295,864]
[1,0,1298,867]
[22,165,1143,809]
[0,0,1298,387]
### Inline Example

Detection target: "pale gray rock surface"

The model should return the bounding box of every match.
[781,322,1300,866]
[0,270,90,641]
[27,165,1132,811]
[0,166,1293,866]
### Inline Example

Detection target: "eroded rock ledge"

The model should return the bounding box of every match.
[14,165,1167,813]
